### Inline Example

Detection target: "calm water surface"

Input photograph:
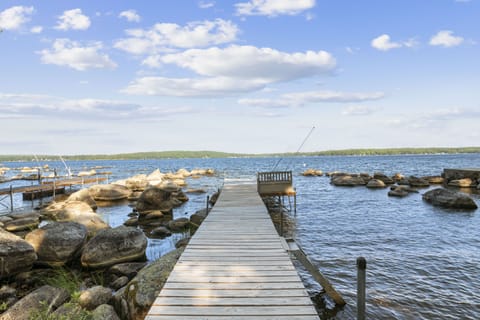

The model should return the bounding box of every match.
[2,154,479,319]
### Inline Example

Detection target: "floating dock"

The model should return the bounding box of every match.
[145,183,319,320]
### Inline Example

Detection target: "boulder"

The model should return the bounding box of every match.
[176,168,191,178]
[81,226,147,268]
[423,176,444,184]
[366,179,386,188]
[392,173,405,182]
[125,174,149,191]
[40,201,109,237]
[167,218,190,232]
[186,188,207,194]
[171,190,189,203]
[89,184,131,201]
[136,187,172,213]
[331,175,366,186]
[51,303,86,319]
[113,248,183,320]
[302,169,323,176]
[0,285,69,320]
[110,276,129,291]
[422,188,478,209]
[150,226,171,238]
[373,172,394,185]
[4,217,39,232]
[79,285,113,310]
[0,229,37,278]
[146,169,164,186]
[408,176,430,188]
[448,178,477,188]
[190,208,209,226]
[25,222,87,267]
[108,262,147,279]
[67,188,97,210]
[92,304,121,320]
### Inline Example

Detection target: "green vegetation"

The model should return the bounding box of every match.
[1,147,480,162]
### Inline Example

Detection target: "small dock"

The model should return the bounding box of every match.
[146,183,319,319]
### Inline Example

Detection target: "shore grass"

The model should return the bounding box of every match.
[1,147,480,161]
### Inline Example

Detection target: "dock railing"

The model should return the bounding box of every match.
[257,171,295,196]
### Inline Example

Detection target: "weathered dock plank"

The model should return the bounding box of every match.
[145,183,319,319]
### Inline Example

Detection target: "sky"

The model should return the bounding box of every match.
[0,0,479,155]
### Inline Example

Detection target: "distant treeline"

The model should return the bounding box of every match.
[1,147,480,162]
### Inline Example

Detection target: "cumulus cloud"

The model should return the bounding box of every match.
[114,19,239,55]
[0,6,34,31]
[198,1,215,9]
[371,34,402,51]
[238,90,384,108]
[119,9,141,22]
[429,30,464,47]
[124,45,336,97]
[55,9,91,31]
[38,39,117,71]
[235,0,315,17]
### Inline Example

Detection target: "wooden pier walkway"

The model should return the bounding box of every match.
[146,183,319,320]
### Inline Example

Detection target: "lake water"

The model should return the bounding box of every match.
[1,154,479,319]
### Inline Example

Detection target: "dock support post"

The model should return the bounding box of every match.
[294,188,297,216]
[53,169,57,198]
[206,195,210,214]
[357,257,367,320]
[9,185,13,212]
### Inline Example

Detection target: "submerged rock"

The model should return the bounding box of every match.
[422,188,478,210]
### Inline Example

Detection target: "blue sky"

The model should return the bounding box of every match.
[0,0,478,155]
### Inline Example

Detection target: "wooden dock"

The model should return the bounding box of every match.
[146,183,319,320]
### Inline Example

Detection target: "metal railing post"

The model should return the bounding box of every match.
[357,257,367,320]
[9,185,13,212]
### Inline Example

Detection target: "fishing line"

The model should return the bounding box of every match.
[271,126,315,171]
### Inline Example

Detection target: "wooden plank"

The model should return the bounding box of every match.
[146,316,319,320]
[158,289,309,298]
[162,280,307,290]
[147,305,318,316]
[152,296,314,306]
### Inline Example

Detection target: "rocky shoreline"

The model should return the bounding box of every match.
[0,168,218,320]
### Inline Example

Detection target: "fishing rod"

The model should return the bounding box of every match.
[271,125,315,171]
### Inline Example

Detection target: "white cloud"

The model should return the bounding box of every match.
[119,10,141,22]
[0,92,191,120]
[124,45,336,97]
[30,25,43,34]
[159,45,336,81]
[341,105,380,116]
[114,19,239,55]
[38,39,117,71]
[55,9,91,31]
[235,0,315,17]
[122,76,266,97]
[238,90,384,108]
[429,30,464,47]
[198,1,215,9]
[0,6,34,31]
[371,34,402,51]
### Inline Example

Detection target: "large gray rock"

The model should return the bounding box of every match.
[25,222,87,267]
[408,176,430,188]
[89,184,131,201]
[81,226,147,268]
[0,229,37,279]
[41,200,109,237]
[67,188,97,210]
[373,172,394,185]
[167,217,190,232]
[331,175,366,186]
[108,262,147,279]
[113,248,183,320]
[0,285,69,320]
[366,179,386,188]
[136,187,172,213]
[78,285,113,310]
[448,178,477,188]
[92,304,121,320]
[3,217,39,232]
[422,188,478,209]
[190,208,209,226]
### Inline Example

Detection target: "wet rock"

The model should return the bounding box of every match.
[89,184,131,201]
[209,191,220,205]
[92,304,121,320]
[408,176,430,188]
[186,188,207,194]
[25,221,87,267]
[0,229,37,279]
[150,226,171,238]
[113,248,183,320]
[366,179,386,188]
[79,285,113,310]
[167,217,190,232]
[141,210,165,220]
[67,188,97,210]
[175,237,190,249]
[302,169,323,176]
[146,169,164,186]
[0,285,69,320]
[448,178,477,188]
[331,175,366,186]
[190,208,209,226]
[422,188,478,210]
[373,172,395,185]
[81,226,147,269]
[136,187,172,213]
[423,176,444,184]
[123,217,139,227]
